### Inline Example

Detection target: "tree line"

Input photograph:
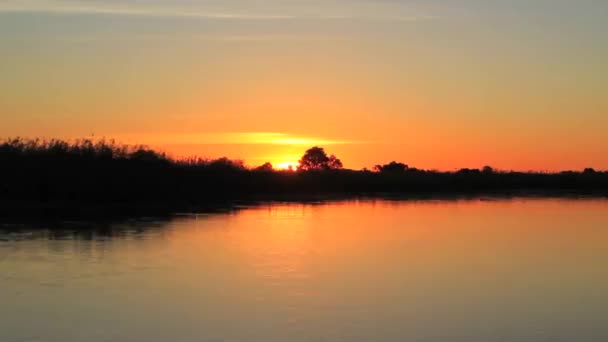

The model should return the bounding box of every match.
[0,138,607,216]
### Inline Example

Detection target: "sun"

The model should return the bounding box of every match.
[275,161,299,171]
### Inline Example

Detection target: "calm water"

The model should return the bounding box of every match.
[1,199,608,342]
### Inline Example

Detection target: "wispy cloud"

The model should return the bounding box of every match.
[0,0,438,21]
[118,132,359,146]
[35,33,354,43]
[0,1,295,19]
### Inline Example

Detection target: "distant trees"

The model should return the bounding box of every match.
[255,162,274,172]
[206,157,245,171]
[130,149,167,163]
[2,138,608,215]
[298,147,343,171]
[374,161,408,173]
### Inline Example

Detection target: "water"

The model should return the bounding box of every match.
[1,198,608,342]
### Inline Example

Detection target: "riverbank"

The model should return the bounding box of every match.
[1,190,607,221]
[2,138,607,220]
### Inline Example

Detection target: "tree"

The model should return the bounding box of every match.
[254,162,273,172]
[328,155,343,169]
[208,157,245,171]
[374,161,408,173]
[482,166,495,175]
[298,146,343,171]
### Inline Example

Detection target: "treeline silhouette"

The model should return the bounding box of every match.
[1,138,607,216]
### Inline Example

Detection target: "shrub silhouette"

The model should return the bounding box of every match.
[375,161,408,173]
[482,166,495,175]
[255,162,274,172]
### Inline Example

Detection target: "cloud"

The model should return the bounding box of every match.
[0,0,438,21]
[180,132,356,145]
[40,33,354,43]
[117,132,359,146]
[0,1,295,19]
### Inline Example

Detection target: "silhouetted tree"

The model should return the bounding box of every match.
[482,166,495,174]
[298,147,343,171]
[130,148,166,163]
[374,161,408,173]
[328,155,343,169]
[457,168,480,175]
[208,157,245,171]
[255,162,274,172]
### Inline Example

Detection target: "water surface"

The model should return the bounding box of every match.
[1,198,608,342]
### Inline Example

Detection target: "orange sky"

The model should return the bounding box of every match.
[1,1,607,170]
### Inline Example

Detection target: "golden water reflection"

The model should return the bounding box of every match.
[1,198,608,341]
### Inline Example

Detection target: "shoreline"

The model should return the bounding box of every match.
[1,189,607,221]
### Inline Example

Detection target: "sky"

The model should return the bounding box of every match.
[0,0,607,170]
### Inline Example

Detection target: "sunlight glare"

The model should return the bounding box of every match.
[275,161,299,170]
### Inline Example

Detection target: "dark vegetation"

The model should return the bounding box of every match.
[1,138,607,217]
